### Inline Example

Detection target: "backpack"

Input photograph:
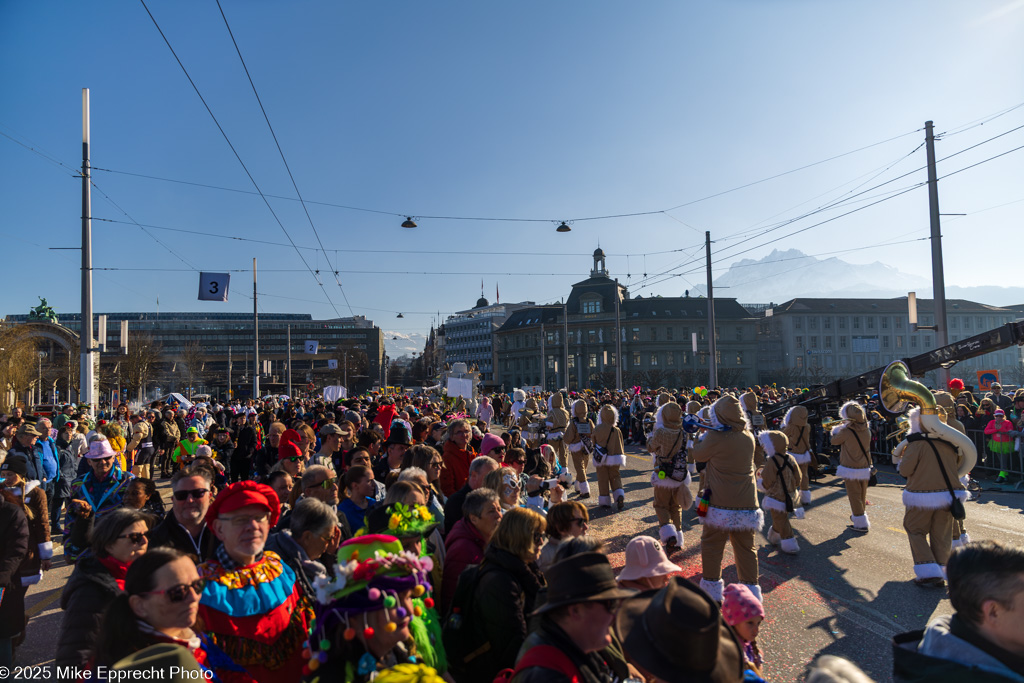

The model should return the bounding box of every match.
[442,563,495,677]
[492,644,580,683]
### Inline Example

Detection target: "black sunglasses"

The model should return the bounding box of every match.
[142,579,206,603]
[173,488,209,501]
[118,532,148,545]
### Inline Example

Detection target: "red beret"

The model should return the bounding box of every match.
[278,439,303,461]
[205,481,281,528]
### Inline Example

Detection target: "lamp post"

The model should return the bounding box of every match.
[37,350,47,404]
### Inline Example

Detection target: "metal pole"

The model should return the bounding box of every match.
[344,351,348,396]
[253,258,260,399]
[614,279,622,391]
[227,345,232,399]
[540,322,546,391]
[80,88,95,415]
[706,231,718,388]
[562,303,569,391]
[925,121,950,386]
[286,325,292,399]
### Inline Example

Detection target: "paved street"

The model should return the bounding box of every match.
[13,445,1024,682]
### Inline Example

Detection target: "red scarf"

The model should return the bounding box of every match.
[98,555,131,590]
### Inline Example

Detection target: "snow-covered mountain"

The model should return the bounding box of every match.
[690,249,1024,307]
[384,331,428,358]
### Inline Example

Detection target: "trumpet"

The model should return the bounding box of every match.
[885,415,910,441]
[821,418,845,431]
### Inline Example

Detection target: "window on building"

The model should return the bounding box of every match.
[795,336,803,348]
[631,328,640,342]
[881,318,888,329]
[735,326,743,341]
[666,353,675,367]
[977,317,983,328]
[825,336,832,348]
[589,353,598,368]
[911,336,918,348]
[650,327,657,341]
[632,352,641,366]
[608,352,616,366]
[736,351,743,365]
[699,352,707,365]
[809,317,818,330]
[839,336,848,348]
[853,317,860,329]
[867,317,874,329]
[963,317,970,329]
[666,327,674,341]
[794,318,802,330]
[823,317,831,329]
[883,336,890,348]
[896,335,904,348]
[568,355,576,369]
[515,336,521,349]
[839,317,847,329]
[650,353,659,367]
[698,329,706,341]
[795,355,803,369]
[895,317,903,329]
[547,355,555,370]
[588,330,597,343]
[582,300,600,314]
[951,317,958,329]
[811,336,818,348]
[925,336,933,348]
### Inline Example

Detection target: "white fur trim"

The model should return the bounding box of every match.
[598,495,611,507]
[766,527,781,545]
[578,480,590,496]
[547,396,554,411]
[913,562,944,580]
[758,431,777,457]
[790,450,812,465]
[21,572,42,587]
[780,537,800,554]
[839,401,862,422]
[654,403,667,431]
[830,424,844,438]
[567,441,585,453]
[38,541,53,560]
[800,490,812,505]
[687,462,697,475]
[902,489,967,509]
[761,496,790,513]
[700,578,724,603]
[709,404,724,430]
[793,507,806,519]
[959,474,970,487]
[781,406,800,431]
[837,465,872,480]
[951,536,966,549]
[513,389,526,402]
[851,514,869,530]
[650,470,691,490]
[676,529,684,547]
[659,524,679,545]
[23,480,40,495]
[755,477,765,493]
[613,488,625,500]
[598,454,625,467]
[907,406,923,435]
[703,506,764,532]
[546,431,564,441]
[745,584,763,603]
[598,406,618,425]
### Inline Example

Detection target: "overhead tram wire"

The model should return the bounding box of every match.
[213,0,352,316]
[137,0,343,318]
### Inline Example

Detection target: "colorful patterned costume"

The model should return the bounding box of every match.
[63,468,134,562]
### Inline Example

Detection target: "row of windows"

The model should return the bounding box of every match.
[503,325,748,350]
[791,315,1012,331]
[503,350,745,372]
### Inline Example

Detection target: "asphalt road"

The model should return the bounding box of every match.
[12,445,1024,683]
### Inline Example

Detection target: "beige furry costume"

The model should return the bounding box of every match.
[545,392,570,470]
[758,430,804,554]
[781,405,813,505]
[690,395,762,603]
[592,404,626,509]
[562,399,594,498]
[684,400,702,474]
[519,398,544,448]
[934,391,970,547]
[647,401,692,549]
[830,401,873,531]
[741,391,767,469]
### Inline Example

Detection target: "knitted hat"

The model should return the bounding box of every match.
[0,456,29,478]
[205,481,281,528]
[278,438,303,461]
[618,536,682,582]
[721,583,764,627]
[479,433,505,456]
[195,445,213,459]
[757,430,788,458]
[839,401,867,424]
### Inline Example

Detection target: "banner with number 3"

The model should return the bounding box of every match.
[198,272,230,302]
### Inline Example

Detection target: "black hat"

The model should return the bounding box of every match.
[384,423,412,447]
[0,456,29,479]
[615,577,744,683]
[532,552,635,616]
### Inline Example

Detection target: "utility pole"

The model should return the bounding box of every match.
[344,351,348,396]
[924,121,950,386]
[253,258,260,399]
[562,303,569,392]
[706,231,718,388]
[227,346,232,399]
[286,325,292,398]
[614,278,622,391]
[80,88,95,414]
[540,322,546,391]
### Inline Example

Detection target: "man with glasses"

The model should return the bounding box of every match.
[148,468,218,561]
[198,481,313,683]
[274,464,353,540]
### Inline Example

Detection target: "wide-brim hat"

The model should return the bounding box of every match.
[532,552,636,616]
[17,423,43,438]
[617,537,682,582]
[616,578,744,683]
[85,439,117,460]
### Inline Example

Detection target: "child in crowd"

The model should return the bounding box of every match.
[722,583,765,678]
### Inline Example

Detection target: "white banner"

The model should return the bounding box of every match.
[323,385,347,402]
[447,377,474,400]
[198,273,230,301]
[305,340,319,355]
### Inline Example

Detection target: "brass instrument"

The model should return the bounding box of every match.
[821,418,845,431]
[885,415,910,441]
[878,360,977,477]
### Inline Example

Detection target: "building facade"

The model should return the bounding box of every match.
[493,250,760,390]
[443,297,532,384]
[755,298,1021,388]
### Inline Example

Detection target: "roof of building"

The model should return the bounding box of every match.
[768,297,1014,315]
[496,306,564,332]
[565,274,625,314]
[621,296,751,320]
[475,296,489,308]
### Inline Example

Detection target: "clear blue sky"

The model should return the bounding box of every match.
[3,1,1022,339]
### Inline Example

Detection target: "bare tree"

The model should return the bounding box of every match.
[0,328,38,411]
[178,341,207,400]
[118,333,163,401]
[327,345,369,393]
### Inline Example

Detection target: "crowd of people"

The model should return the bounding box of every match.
[0,383,1021,682]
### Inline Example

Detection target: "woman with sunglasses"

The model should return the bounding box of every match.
[407,445,447,527]
[55,508,153,671]
[537,501,589,573]
[92,548,232,678]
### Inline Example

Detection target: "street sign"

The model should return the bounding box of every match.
[198,272,230,302]
[305,340,319,355]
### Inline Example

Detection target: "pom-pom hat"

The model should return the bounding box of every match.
[721,583,764,626]
[205,480,281,528]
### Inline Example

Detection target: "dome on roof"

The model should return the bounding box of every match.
[475,296,489,308]
[593,247,605,258]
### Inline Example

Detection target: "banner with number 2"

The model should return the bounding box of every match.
[198,273,230,302]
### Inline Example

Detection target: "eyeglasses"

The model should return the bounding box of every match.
[571,517,589,527]
[173,488,209,501]
[317,477,338,489]
[220,512,271,527]
[117,532,148,545]
[287,456,304,463]
[533,532,547,546]
[508,459,525,466]
[142,579,206,603]
[429,460,444,468]
[596,599,622,614]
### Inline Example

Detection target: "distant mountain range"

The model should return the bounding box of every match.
[384,331,427,358]
[689,249,1024,308]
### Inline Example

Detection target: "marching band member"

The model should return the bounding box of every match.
[757,430,803,555]
[935,392,971,547]
[592,403,626,510]
[684,400,702,476]
[830,401,872,533]
[691,395,762,603]
[781,406,813,507]
[741,391,767,470]
[561,399,594,500]
[545,393,570,472]
[647,401,691,549]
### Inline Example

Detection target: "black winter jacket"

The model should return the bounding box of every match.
[0,497,30,639]
[464,545,545,682]
[56,551,123,671]
[147,513,218,562]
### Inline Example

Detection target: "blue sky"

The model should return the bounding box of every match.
[3,1,1023,338]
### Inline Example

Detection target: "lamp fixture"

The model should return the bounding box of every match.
[397,313,404,318]
[556,221,571,233]
[401,217,418,228]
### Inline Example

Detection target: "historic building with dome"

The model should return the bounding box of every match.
[440,291,534,384]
